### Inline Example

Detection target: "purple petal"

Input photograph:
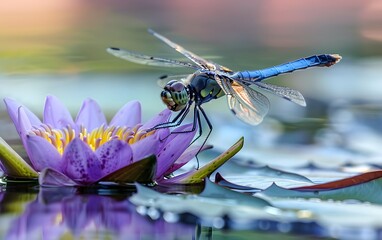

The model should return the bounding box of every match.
[43,95,75,129]
[39,167,78,187]
[141,109,172,130]
[138,109,172,154]
[161,122,196,147]
[17,107,34,164]
[25,135,62,172]
[155,123,196,179]
[143,128,171,156]
[17,107,33,136]
[130,132,161,162]
[75,98,107,132]
[3,98,41,131]
[109,101,141,127]
[163,144,212,176]
[157,169,196,184]
[62,138,102,184]
[94,139,133,178]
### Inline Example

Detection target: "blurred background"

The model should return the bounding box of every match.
[1,0,382,150]
[2,2,382,238]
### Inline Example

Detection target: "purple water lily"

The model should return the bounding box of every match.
[2,96,198,186]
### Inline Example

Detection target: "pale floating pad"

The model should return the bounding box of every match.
[200,178,271,208]
[215,166,314,191]
[0,137,38,179]
[131,182,279,222]
[101,155,156,183]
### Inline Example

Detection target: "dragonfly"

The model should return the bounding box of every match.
[107,29,341,141]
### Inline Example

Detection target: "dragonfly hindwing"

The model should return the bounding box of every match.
[214,75,270,125]
[254,82,306,107]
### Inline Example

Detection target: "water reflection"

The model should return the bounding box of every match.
[1,187,195,240]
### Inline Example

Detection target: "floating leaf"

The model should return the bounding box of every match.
[214,172,261,192]
[262,172,382,204]
[101,155,156,183]
[200,179,271,208]
[292,170,382,191]
[216,170,315,190]
[131,182,279,225]
[0,137,38,179]
[270,196,382,232]
[253,166,313,183]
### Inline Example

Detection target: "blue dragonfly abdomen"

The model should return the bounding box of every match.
[231,54,341,82]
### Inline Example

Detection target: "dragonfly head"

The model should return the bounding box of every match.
[161,80,189,111]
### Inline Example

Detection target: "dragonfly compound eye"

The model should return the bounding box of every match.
[169,81,185,92]
[161,81,189,111]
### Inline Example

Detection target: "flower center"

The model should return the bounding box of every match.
[29,124,154,155]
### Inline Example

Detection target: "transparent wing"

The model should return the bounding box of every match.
[148,29,233,72]
[215,75,270,125]
[254,82,306,106]
[107,47,198,69]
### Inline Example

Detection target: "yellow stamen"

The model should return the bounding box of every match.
[94,138,101,149]
[28,124,155,155]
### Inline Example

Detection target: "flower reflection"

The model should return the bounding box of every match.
[3,188,195,240]
[1,96,198,185]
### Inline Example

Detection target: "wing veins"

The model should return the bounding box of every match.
[107,47,198,69]
[148,29,233,72]
[215,75,270,125]
[254,82,306,106]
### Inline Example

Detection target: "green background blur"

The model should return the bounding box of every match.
[1,0,381,122]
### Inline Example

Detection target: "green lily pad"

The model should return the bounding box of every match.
[101,155,156,183]
[175,137,244,184]
[0,137,38,179]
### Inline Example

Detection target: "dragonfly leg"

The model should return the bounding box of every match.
[170,104,200,134]
[199,105,212,140]
[171,105,203,169]
[194,105,213,155]
[165,104,213,170]
[190,107,203,145]
[188,105,213,169]
[148,102,191,132]
[155,104,199,143]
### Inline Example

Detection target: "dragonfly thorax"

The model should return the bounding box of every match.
[189,73,225,104]
[161,80,189,111]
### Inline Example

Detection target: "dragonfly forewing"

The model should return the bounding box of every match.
[107,47,198,69]
[148,29,233,73]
